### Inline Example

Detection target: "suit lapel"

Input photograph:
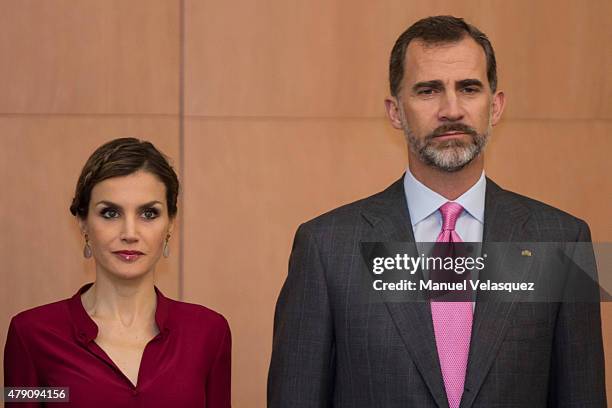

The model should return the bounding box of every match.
[362,176,449,408]
[362,177,538,408]
[460,178,535,408]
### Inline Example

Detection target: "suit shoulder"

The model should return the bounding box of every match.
[299,184,393,232]
[502,188,584,221]
[499,187,589,235]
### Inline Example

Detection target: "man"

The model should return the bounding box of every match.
[268,16,605,407]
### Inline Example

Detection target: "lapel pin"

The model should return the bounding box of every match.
[521,249,532,257]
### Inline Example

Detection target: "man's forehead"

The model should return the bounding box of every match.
[403,37,487,84]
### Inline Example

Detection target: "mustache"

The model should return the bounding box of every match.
[427,123,477,139]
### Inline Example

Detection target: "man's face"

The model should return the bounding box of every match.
[387,37,504,172]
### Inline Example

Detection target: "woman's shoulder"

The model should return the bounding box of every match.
[9,297,73,337]
[163,297,230,333]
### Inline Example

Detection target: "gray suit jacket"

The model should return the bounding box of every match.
[268,177,606,407]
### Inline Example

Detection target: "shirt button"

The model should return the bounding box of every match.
[132,390,139,396]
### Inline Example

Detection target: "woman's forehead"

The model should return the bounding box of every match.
[90,171,166,206]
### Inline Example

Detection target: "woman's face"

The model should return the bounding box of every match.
[79,170,173,281]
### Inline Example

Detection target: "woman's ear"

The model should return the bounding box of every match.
[78,217,88,237]
[168,218,174,236]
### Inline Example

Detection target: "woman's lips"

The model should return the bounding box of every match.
[113,250,144,262]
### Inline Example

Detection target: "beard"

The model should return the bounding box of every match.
[403,121,491,172]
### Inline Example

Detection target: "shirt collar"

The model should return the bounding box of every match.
[68,282,171,344]
[403,168,486,226]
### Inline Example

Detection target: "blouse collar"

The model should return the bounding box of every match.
[68,282,171,343]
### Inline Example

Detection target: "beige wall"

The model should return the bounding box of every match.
[1,1,610,407]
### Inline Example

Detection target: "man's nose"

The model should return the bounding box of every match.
[438,91,464,122]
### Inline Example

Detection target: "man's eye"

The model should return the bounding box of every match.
[142,209,159,220]
[462,87,479,94]
[418,88,436,95]
[101,208,119,219]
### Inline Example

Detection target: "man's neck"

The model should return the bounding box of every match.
[408,155,484,200]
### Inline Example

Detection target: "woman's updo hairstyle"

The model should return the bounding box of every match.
[70,138,179,219]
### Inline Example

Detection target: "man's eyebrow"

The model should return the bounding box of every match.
[457,79,484,88]
[94,200,163,210]
[412,80,443,92]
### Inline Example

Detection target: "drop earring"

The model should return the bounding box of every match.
[163,234,171,258]
[83,234,92,258]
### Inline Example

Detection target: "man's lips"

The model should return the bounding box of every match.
[434,131,468,139]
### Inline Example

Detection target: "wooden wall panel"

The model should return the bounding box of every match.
[185,0,610,119]
[182,118,407,405]
[184,0,388,118]
[488,1,611,120]
[0,0,180,114]
[486,119,611,241]
[0,121,180,387]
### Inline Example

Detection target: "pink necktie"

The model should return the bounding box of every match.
[431,202,472,408]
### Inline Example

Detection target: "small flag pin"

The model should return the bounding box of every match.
[521,249,532,257]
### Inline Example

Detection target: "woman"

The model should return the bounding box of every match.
[4,138,231,407]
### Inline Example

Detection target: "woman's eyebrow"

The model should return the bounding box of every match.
[94,200,163,210]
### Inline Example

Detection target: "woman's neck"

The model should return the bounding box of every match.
[81,272,157,329]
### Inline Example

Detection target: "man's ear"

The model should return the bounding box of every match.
[384,96,405,130]
[490,90,506,126]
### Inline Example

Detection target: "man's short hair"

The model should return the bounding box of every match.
[389,15,497,96]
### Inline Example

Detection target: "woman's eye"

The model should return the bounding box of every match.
[142,209,159,220]
[101,208,119,219]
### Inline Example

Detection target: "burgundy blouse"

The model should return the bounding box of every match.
[4,283,231,407]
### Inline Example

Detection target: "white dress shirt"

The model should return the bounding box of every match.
[403,168,486,243]
[403,169,486,310]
